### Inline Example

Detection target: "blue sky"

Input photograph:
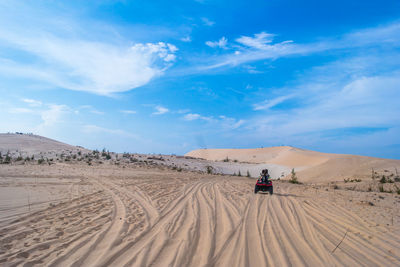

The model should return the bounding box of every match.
[1,0,400,159]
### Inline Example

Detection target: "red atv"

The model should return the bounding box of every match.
[254,177,273,194]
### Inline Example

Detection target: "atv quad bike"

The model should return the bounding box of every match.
[254,178,273,194]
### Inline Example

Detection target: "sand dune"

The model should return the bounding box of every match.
[0,133,86,156]
[186,147,400,182]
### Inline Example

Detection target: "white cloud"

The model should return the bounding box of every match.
[180,36,192,42]
[22,98,42,107]
[253,94,295,110]
[197,22,400,71]
[201,17,215,27]
[236,32,275,49]
[248,66,400,140]
[183,113,213,121]
[0,11,178,96]
[153,105,169,115]
[120,110,137,114]
[206,37,228,49]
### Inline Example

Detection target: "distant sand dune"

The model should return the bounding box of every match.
[0,133,86,155]
[186,147,400,182]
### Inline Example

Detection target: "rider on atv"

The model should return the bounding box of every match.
[259,169,270,183]
[254,169,273,194]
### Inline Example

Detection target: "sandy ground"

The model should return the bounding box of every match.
[1,163,399,266]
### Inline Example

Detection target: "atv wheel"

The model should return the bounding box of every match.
[254,185,259,194]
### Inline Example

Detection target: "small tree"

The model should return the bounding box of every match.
[238,170,241,176]
[3,152,11,164]
[289,168,299,184]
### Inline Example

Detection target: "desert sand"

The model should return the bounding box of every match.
[1,134,400,266]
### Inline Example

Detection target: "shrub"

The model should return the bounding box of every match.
[247,170,251,177]
[105,154,111,160]
[380,175,387,183]
[333,184,339,189]
[38,157,45,164]
[223,157,229,162]
[379,185,384,192]
[206,165,213,174]
[395,185,400,195]
[238,170,241,176]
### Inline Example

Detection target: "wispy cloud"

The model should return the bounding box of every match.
[22,98,42,107]
[248,56,400,141]
[206,37,228,49]
[183,113,245,130]
[180,36,192,42]
[253,94,295,110]
[236,32,276,49]
[120,110,137,114]
[183,113,213,121]
[152,105,169,115]
[196,22,400,71]
[201,17,215,27]
[0,4,178,96]
[40,104,70,127]
[79,105,104,115]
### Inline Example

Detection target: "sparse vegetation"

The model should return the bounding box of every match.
[344,178,361,183]
[2,152,11,164]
